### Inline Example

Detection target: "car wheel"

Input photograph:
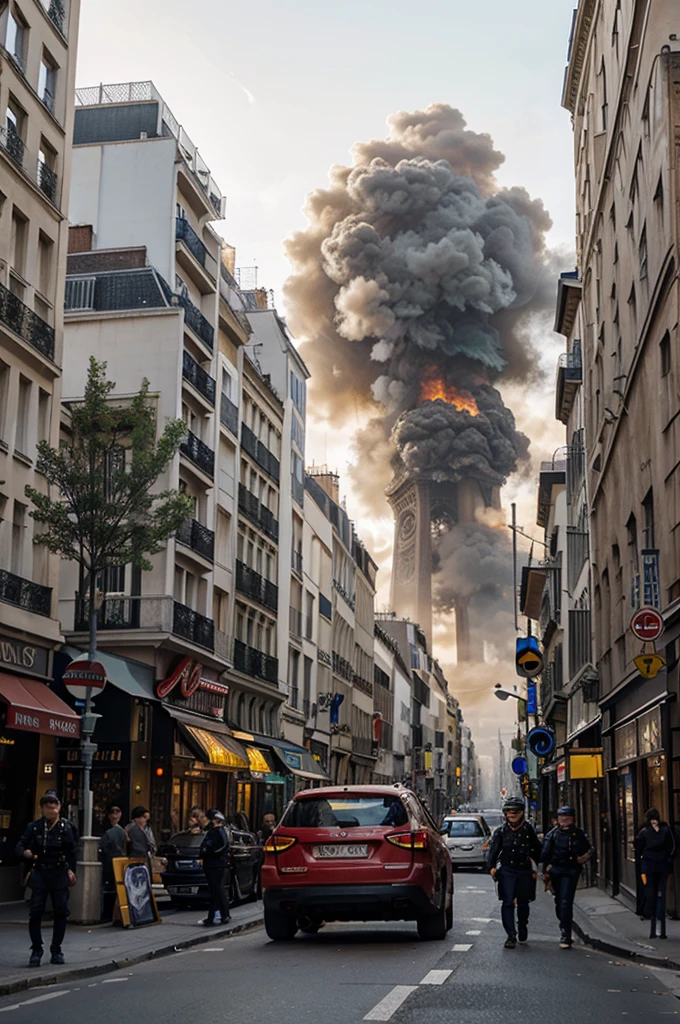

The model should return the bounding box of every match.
[417,876,448,941]
[264,908,298,942]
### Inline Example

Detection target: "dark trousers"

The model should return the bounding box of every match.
[204,866,230,922]
[497,868,533,939]
[549,866,580,939]
[28,868,70,953]
[644,870,669,931]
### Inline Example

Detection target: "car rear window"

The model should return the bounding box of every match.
[281,796,409,829]
[443,819,485,837]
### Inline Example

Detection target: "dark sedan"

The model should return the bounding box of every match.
[160,829,263,907]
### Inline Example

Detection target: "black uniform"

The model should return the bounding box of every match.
[487,821,542,941]
[541,825,592,942]
[635,823,675,933]
[16,817,78,956]
[200,823,230,923]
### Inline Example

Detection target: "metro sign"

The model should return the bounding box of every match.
[630,607,665,643]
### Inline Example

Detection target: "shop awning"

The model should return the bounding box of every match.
[62,646,156,701]
[165,706,249,769]
[0,672,80,739]
[246,747,273,773]
[232,730,330,782]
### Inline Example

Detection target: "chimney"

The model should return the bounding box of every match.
[309,466,340,503]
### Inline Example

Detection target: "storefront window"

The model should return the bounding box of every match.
[646,754,667,814]
[618,769,636,862]
[638,706,662,755]
[615,721,637,764]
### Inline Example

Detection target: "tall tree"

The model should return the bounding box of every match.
[25,356,193,831]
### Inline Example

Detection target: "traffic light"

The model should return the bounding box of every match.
[515,636,544,678]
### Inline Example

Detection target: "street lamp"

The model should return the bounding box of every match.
[494,684,525,702]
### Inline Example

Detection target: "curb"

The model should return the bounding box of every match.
[0,914,263,997]
[572,911,680,971]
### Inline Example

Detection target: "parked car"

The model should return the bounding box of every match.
[160,828,263,907]
[440,813,491,868]
[261,784,454,942]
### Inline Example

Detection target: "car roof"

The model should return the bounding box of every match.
[444,813,486,820]
[293,784,411,800]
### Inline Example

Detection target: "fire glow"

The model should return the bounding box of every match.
[420,378,479,417]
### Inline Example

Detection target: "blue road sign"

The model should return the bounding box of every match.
[512,756,528,776]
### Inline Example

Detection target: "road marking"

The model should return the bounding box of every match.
[607,989,621,993]
[364,986,418,1021]
[452,943,473,951]
[202,948,225,952]
[469,917,493,923]
[420,970,452,986]
[466,930,481,935]
[102,978,129,983]
[0,992,69,1013]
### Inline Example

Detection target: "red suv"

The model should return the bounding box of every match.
[262,784,453,941]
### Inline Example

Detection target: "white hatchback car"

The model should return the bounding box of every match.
[440,814,491,868]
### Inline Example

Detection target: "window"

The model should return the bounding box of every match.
[11,501,26,575]
[5,5,27,73]
[221,371,233,400]
[303,656,312,715]
[305,590,314,640]
[288,647,300,709]
[5,97,26,165]
[612,0,620,59]
[104,446,125,500]
[15,375,31,454]
[654,174,664,209]
[38,231,54,297]
[599,59,608,131]
[38,51,57,112]
[37,388,50,444]
[627,514,639,606]
[628,284,636,321]
[11,208,27,277]
[0,360,9,442]
[290,370,306,416]
[639,225,648,280]
[660,332,671,378]
[642,489,655,549]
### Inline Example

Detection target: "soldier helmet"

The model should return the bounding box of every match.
[557,805,576,817]
[502,797,525,814]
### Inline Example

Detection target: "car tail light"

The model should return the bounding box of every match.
[264,835,298,853]
[386,829,429,850]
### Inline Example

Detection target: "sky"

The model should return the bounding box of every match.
[76,0,578,747]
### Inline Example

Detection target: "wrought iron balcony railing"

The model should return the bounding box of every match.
[45,0,66,34]
[353,673,374,698]
[237,484,279,541]
[38,160,58,203]
[233,639,278,685]
[235,560,278,612]
[0,281,55,360]
[176,517,215,561]
[176,292,214,351]
[0,568,52,617]
[333,577,356,611]
[332,651,354,682]
[1,123,25,168]
[175,218,217,280]
[240,423,280,482]
[220,393,239,437]
[180,429,214,478]
[172,601,214,651]
[182,350,215,405]
[72,594,213,652]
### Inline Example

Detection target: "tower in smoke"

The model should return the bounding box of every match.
[387,473,500,657]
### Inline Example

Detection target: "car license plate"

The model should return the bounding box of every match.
[177,886,199,894]
[313,844,368,859]
[177,860,198,869]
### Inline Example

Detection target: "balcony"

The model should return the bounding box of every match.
[352,735,374,757]
[289,606,303,637]
[220,393,239,437]
[176,517,215,561]
[333,578,356,611]
[235,560,278,612]
[1,123,25,168]
[353,673,374,698]
[241,423,280,482]
[175,217,217,284]
[173,601,214,650]
[556,339,583,425]
[177,292,214,351]
[233,638,278,685]
[180,429,214,478]
[38,160,58,204]
[182,350,215,406]
[569,608,592,677]
[237,484,279,541]
[567,526,589,591]
[332,651,354,682]
[291,549,303,576]
[0,569,52,617]
[0,281,55,361]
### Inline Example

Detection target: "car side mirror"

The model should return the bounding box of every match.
[439,825,449,835]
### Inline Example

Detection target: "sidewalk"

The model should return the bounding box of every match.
[573,886,680,969]
[0,898,263,996]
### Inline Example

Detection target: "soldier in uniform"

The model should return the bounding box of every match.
[542,805,592,948]
[16,793,78,967]
[486,797,542,948]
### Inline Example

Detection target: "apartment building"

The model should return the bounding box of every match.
[0,0,81,897]
[561,1,680,906]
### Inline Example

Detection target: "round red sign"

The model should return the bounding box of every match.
[630,607,664,643]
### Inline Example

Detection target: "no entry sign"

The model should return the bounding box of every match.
[63,658,107,700]
[630,607,664,643]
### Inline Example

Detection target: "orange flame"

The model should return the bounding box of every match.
[420,377,479,416]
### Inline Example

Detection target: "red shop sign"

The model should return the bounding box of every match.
[156,658,229,700]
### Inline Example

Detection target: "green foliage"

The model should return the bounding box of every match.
[25,357,193,580]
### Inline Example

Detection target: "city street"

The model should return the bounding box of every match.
[1,875,678,1023]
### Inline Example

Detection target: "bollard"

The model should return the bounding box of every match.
[70,836,102,924]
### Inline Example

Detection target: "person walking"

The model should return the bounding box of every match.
[541,805,592,949]
[16,794,78,967]
[636,808,675,939]
[126,806,157,859]
[486,797,541,949]
[257,812,277,844]
[99,804,127,920]
[199,809,231,927]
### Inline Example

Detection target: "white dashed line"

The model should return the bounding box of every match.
[202,947,225,952]
[102,978,129,983]
[363,985,418,1021]
[465,930,481,935]
[452,943,473,951]
[0,991,69,1013]
[420,969,452,986]
[469,917,493,923]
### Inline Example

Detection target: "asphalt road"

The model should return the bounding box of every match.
[1,873,679,1023]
